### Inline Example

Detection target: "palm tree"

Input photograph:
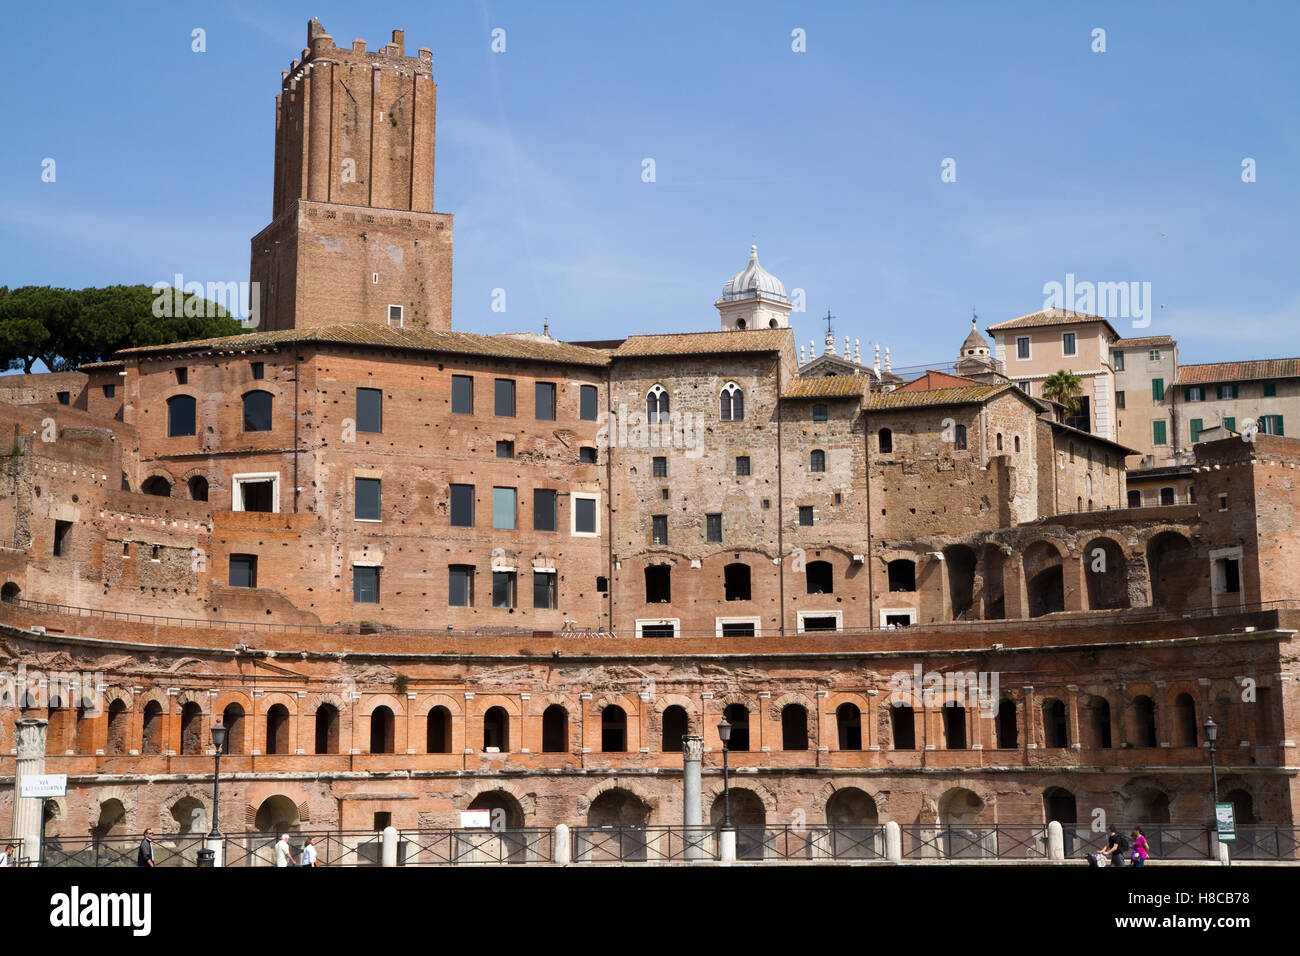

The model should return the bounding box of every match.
[1042,369,1084,419]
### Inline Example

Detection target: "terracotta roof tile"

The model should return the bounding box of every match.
[116,324,611,367]
[611,328,791,358]
[781,376,871,399]
[1113,335,1175,348]
[1174,358,1300,385]
[895,370,983,392]
[986,307,1119,338]
[862,384,1019,410]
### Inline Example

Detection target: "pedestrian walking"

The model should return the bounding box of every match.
[138,829,155,868]
[300,835,319,867]
[0,843,14,867]
[274,833,297,867]
[1100,825,1127,866]
[1131,827,1149,867]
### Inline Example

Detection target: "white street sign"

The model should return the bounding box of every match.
[21,774,67,798]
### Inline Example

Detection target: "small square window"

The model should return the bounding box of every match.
[102,384,115,398]
[799,506,814,526]
[251,362,265,380]
[736,456,751,476]
[1263,381,1277,397]
[762,499,770,509]
[579,446,597,464]
[354,566,380,603]
[57,391,70,406]
[175,368,188,385]
[812,404,828,422]
[496,440,514,458]
[229,554,257,588]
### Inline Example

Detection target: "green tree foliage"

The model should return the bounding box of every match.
[1042,368,1084,416]
[0,285,247,373]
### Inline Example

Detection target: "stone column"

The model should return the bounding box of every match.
[682,734,704,860]
[12,718,48,865]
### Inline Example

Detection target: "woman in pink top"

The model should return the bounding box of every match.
[1131,827,1149,866]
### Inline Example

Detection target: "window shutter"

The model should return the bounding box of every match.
[1189,419,1203,443]
[1224,417,1235,432]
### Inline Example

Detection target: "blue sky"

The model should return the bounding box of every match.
[1,0,1296,368]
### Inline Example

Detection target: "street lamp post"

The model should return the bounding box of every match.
[196,722,227,867]
[717,717,732,830]
[1204,716,1219,807]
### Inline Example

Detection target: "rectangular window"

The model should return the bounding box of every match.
[652,456,667,478]
[103,384,115,398]
[706,513,722,543]
[1263,381,1277,397]
[167,395,196,437]
[229,554,257,588]
[1061,332,1076,356]
[533,489,557,531]
[1151,378,1165,401]
[1112,351,1125,371]
[450,484,475,527]
[1016,336,1030,360]
[1148,349,1161,361]
[494,378,516,417]
[579,446,597,464]
[573,495,598,535]
[580,384,598,421]
[1189,418,1203,444]
[54,391,68,405]
[1260,414,1285,436]
[356,388,382,433]
[388,304,403,326]
[53,520,72,557]
[799,506,814,526]
[1184,387,1204,402]
[492,571,516,608]
[533,572,556,609]
[1153,420,1167,446]
[354,566,380,603]
[355,478,381,521]
[535,381,556,420]
[496,440,514,458]
[234,475,278,513]
[448,565,474,607]
[175,368,188,385]
[812,404,828,422]
[652,515,668,545]
[735,456,751,476]
[493,487,517,530]
[1217,384,1238,400]
[251,362,264,380]
[451,375,474,414]
[1115,390,1125,410]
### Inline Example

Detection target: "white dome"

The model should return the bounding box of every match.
[720,245,789,303]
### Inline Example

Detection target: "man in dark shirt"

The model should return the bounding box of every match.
[1102,825,1127,866]
[137,829,155,868]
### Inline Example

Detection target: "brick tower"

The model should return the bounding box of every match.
[249,19,453,332]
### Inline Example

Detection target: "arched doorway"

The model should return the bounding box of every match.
[944,545,977,619]
[826,787,879,859]
[587,788,651,861]
[426,706,452,753]
[1022,542,1064,617]
[937,787,988,858]
[710,788,767,860]
[1083,537,1130,609]
[1044,787,1078,856]
[466,790,528,863]
[254,795,300,834]
[92,799,127,839]
[170,796,207,835]
[1147,531,1200,611]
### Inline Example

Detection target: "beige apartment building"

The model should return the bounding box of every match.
[1172,359,1300,453]
[1111,335,1178,468]
[986,308,1120,441]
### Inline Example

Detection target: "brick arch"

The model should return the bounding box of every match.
[102,687,132,709]
[577,779,661,815]
[213,690,253,713]
[770,691,815,720]
[812,779,888,819]
[175,689,208,708]
[158,784,212,833]
[90,786,139,833]
[470,695,521,718]
[628,551,685,567]
[539,692,570,708]
[591,693,634,714]
[1136,523,1197,549]
[258,692,300,714]
[704,780,778,814]
[699,546,781,566]
[361,694,407,717]
[413,693,461,716]
[651,694,696,716]
[305,692,345,712]
[464,782,537,817]
[713,692,756,713]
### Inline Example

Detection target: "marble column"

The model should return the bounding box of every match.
[12,718,48,864]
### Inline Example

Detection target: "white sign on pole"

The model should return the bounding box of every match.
[21,774,68,798]
[459,810,491,829]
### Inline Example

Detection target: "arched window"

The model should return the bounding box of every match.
[167,394,196,437]
[836,703,862,750]
[1014,435,1021,453]
[106,699,128,755]
[996,433,1003,451]
[722,703,750,751]
[810,449,826,472]
[954,423,968,450]
[601,705,627,752]
[1173,693,1198,747]
[188,475,209,501]
[887,559,916,592]
[483,706,509,751]
[222,703,245,755]
[723,563,751,601]
[370,706,395,754]
[996,698,1018,748]
[141,700,163,755]
[891,704,916,749]
[142,475,172,497]
[1042,698,1068,748]
[781,704,809,750]
[427,705,452,753]
[265,703,290,755]
[541,704,568,753]
[242,390,273,432]
[1133,695,1158,747]
[944,704,967,749]
[646,384,669,424]
[806,560,833,595]
[720,382,744,421]
[315,704,339,754]
[879,427,893,453]
[661,705,688,752]
[180,701,203,755]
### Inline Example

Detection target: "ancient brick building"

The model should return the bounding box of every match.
[1,21,1297,848]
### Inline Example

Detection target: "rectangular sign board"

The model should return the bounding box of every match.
[21,774,67,798]
[1215,803,1236,842]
